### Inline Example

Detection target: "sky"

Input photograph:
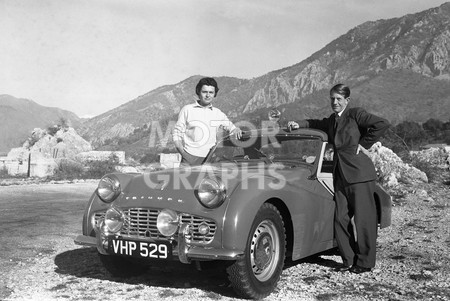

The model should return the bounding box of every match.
[1,0,449,118]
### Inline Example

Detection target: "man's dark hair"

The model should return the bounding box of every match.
[330,83,350,98]
[195,77,219,96]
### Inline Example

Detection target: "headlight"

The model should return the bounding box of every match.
[157,209,179,236]
[195,177,226,208]
[104,207,125,233]
[97,175,121,203]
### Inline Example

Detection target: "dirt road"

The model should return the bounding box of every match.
[0,182,96,299]
[1,180,449,300]
[0,182,238,300]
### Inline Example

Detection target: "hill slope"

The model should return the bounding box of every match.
[0,95,82,153]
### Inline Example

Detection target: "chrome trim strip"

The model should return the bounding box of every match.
[177,246,244,261]
[178,223,190,264]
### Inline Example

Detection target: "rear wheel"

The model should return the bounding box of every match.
[227,203,286,299]
[98,254,147,277]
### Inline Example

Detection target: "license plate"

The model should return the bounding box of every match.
[108,238,172,259]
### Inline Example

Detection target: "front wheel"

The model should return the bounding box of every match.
[227,203,286,299]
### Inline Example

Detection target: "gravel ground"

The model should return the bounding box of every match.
[2,174,450,301]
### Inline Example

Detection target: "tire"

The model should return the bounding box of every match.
[98,254,147,277]
[226,203,286,299]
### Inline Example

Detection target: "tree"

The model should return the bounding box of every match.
[422,118,443,138]
[394,121,427,150]
[58,117,70,129]
[443,121,450,131]
[444,132,450,145]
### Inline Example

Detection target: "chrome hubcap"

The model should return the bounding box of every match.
[250,220,280,281]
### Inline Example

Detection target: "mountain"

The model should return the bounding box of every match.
[0,95,82,154]
[236,2,450,124]
[82,3,450,150]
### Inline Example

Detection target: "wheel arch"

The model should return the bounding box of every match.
[266,198,293,259]
[221,189,292,256]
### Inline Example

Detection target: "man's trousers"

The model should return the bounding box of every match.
[334,171,378,268]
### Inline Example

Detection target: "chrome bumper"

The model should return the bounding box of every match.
[176,224,243,262]
[74,234,97,246]
[73,223,244,263]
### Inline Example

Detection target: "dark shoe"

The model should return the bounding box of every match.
[335,265,352,272]
[350,265,371,274]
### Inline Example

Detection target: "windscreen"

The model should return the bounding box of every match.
[208,136,322,165]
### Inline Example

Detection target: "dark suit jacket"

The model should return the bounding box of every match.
[299,107,390,184]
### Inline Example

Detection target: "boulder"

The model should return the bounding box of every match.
[29,128,92,159]
[410,147,449,169]
[368,142,428,187]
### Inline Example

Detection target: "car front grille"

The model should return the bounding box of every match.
[94,208,216,244]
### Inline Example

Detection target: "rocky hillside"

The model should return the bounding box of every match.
[80,2,450,147]
[0,95,82,154]
[243,2,450,123]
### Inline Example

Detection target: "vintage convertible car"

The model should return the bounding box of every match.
[74,127,391,299]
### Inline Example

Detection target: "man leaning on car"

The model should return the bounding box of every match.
[172,77,242,166]
[288,83,390,274]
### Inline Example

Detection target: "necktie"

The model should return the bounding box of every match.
[334,114,340,130]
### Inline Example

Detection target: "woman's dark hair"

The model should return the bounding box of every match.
[195,77,219,96]
[330,83,350,98]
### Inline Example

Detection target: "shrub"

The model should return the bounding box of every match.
[84,154,119,179]
[405,148,448,183]
[52,154,120,180]
[47,125,60,136]
[139,153,159,164]
[53,159,85,180]
[0,166,9,178]
[408,157,440,183]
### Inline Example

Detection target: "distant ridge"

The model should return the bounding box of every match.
[0,95,82,153]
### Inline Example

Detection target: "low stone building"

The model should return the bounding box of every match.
[76,151,125,165]
[2,127,104,177]
[159,153,181,169]
[1,145,59,177]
